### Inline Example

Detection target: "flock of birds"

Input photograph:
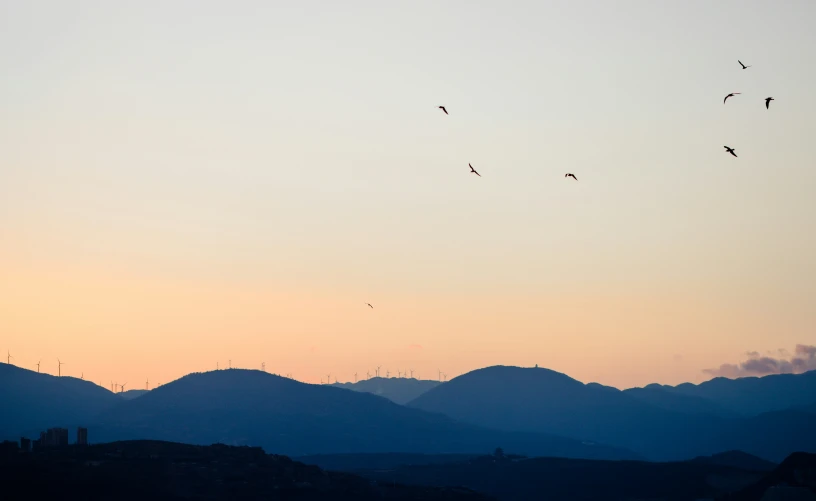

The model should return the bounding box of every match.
[366,59,770,311]
[440,107,578,180]
[722,60,774,158]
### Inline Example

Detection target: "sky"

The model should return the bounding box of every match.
[2,0,815,390]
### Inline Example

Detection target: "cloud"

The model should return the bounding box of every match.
[703,345,816,378]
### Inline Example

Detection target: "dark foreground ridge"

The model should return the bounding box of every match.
[0,440,493,501]
[319,451,814,501]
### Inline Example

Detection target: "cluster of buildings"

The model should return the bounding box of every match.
[12,427,88,452]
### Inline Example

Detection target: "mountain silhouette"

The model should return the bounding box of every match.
[331,377,440,404]
[89,369,637,459]
[622,384,738,417]
[654,370,816,415]
[408,365,816,461]
[0,363,118,438]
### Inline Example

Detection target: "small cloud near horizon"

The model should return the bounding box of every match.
[704,344,816,378]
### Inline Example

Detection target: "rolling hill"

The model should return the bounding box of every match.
[331,377,440,404]
[89,369,638,459]
[0,363,118,439]
[408,366,816,461]
[655,370,816,416]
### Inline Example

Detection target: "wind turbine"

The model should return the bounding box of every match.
[146,378,149,390]
[376,366,381,378]
[6,351,12,365]
[386,369,390,378]
[366,370,371,379]
[120,382,127,393]
[37,360,41,373]
[438,369,442,382]
[410,369,414,379]
[354,372,358,382]
[326,373,331,385]
[81,372,83,380]
[261,362,266,372]
[57,359,64,377]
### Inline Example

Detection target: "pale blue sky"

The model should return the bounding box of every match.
[2,1,815,388]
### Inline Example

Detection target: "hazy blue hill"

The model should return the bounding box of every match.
[0,363,118,439]
[689,450,777,472]
[118,389,149,400]
[622,384,738,417]
[331,377,440,404]
[407,365,815,461]
[91,369,638,460]
[661,370,816,416]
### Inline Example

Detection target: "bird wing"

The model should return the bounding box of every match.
[730,150,737,157]
[738,60,745,67]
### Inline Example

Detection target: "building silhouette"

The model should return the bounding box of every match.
[77,427,88,446]
[20,437,31,452]
[40,428,68,447]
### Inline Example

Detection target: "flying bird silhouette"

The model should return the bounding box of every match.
[723,92,741,104]
[738,60,751,69]
[765,97,774,109]
[565,173,578,181]
[724,146,737,157]
[439,106,448,115]
[366,303,373,309]
[469,163,480,177]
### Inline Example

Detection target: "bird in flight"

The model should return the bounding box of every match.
[765,97,774,109]
[439,106,448,115]
[738,60,751,70]
[723,92,741,104]
[724,146,737,157]
[469,163,481,177]
[565,173,578,181]
[366,303,373,309]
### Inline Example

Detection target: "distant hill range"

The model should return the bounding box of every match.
[88,369,635,459]
[3,362,815,462]
[640,370,816,416]
[331,377,440,404]
[408,366,816,461]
